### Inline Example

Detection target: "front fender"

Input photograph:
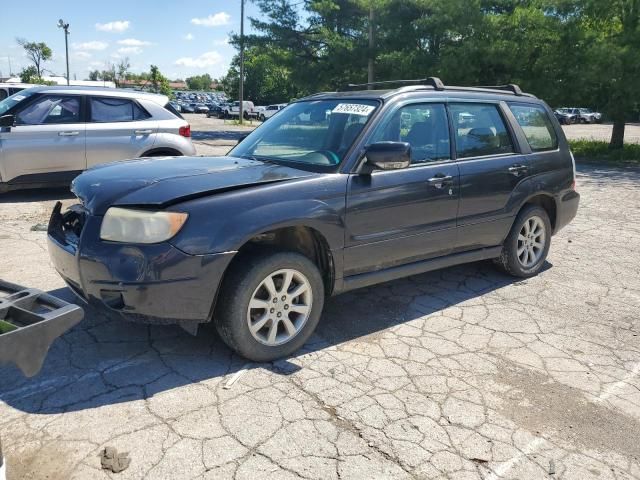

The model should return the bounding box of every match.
[169,175,348,256]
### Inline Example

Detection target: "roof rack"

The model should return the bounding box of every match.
[343,77,445,91]
[473,84,523,96]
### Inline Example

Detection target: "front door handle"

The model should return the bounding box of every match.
[134,129,153,135]
[508,164,528,176]
[58,131,79,136]
[428,175,453,188]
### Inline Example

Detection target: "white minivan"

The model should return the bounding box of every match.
[0,86,196,192]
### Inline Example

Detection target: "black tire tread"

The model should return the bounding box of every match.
[214,249,324,361]
[494,205,551,278]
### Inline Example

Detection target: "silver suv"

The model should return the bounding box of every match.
[0,86,195,192]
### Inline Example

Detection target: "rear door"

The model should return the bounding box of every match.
[344,102,460,276]
[85,96,158,168]
[451,102,531,251]
[0,94,85,183]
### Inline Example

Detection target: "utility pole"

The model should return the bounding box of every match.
[239,0,245,125]
[367,4,375,88]
[57,19,70,85]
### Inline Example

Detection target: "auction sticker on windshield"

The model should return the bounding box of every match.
[332,103,375,116]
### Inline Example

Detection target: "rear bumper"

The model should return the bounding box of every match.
[554,189,580,233]
[48,206,235,324]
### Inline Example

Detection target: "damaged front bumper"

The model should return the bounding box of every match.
[47,201,235,332]
[0,280,84,377]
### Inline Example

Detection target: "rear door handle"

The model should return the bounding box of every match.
[134,129,153,135]
[508,164,528,175]
[58,131,79,136]
[428,175,453,188]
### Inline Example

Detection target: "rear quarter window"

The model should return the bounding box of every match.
[508,103,558,152]
[164,102,184,119]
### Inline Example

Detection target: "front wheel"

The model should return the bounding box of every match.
[215,251,325,362]
[494,205,551,278]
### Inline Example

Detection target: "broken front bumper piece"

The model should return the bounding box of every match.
[0,280,84,377]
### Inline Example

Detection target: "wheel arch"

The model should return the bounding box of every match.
[230,225,336,295]
[518,193,557,231]
[141,147,183,157]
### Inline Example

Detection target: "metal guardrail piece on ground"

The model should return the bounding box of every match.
[0,280,84,377]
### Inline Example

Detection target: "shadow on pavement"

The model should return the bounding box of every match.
[0,188,74,204]
[191,130,248,142]
[0,259,542,415]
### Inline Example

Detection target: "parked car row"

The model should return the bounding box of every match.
[554,107,602,124]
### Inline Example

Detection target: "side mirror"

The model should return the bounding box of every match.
[0,115,15,128]
[364,141,411,171]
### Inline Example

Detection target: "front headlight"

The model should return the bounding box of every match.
[100,207,188,244]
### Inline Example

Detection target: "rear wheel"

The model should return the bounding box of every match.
[494,205,551,278]
[215,251,325,362]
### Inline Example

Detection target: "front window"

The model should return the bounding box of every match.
[0,88,37,116]
[229,99,379,169]
[16,95,81,125]
[369,103,450,164]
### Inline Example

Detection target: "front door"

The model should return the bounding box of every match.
[0,94,85,184]
[344,102,460,276]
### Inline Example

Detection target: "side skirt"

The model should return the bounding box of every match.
[337,246,503,294]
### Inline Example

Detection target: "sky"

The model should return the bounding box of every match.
[0,0,260,81]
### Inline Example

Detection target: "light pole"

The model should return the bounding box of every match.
[57,19,70,86]
[238,0,245,125]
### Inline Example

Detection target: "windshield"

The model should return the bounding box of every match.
[229,99,379,169]
[0,88,37,116]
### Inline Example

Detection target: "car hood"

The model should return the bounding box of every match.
[72,156,317,215]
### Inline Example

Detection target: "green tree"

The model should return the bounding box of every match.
[88,70,100,81]
[186,74,213,91]
[16,38,52,78]
[19,66,38,83]
[149,65,173,97]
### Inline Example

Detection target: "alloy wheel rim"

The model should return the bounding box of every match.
[517,215,546,268]
[247,269,313,346]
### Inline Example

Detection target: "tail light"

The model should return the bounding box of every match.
[179,125,191,138]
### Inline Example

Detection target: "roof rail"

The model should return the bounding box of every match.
[343,77,445,91]
[474,84,523,96]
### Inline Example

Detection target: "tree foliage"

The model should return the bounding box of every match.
[16,38,52,78]
[223,0,640,146]
[186,74,214,91]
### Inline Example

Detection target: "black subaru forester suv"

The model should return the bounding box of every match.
[48,78,579,361]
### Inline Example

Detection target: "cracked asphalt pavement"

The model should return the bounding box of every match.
[0,163,639,480]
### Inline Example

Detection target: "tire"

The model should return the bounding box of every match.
[494,205,551,278]
[215,251,325,362]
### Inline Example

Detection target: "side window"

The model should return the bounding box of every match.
[0,90,7,101]
[16,95,81,125]
[508,103,558,152]
[370,103,450,164]
[450,103,514,158]
[90,97,150,122]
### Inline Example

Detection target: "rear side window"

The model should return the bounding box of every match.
[164,102,184,119]
[450,103,514,158]
[509,103,558,152]
[90,97,150,122]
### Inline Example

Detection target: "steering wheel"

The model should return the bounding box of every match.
[299,150,340,165]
